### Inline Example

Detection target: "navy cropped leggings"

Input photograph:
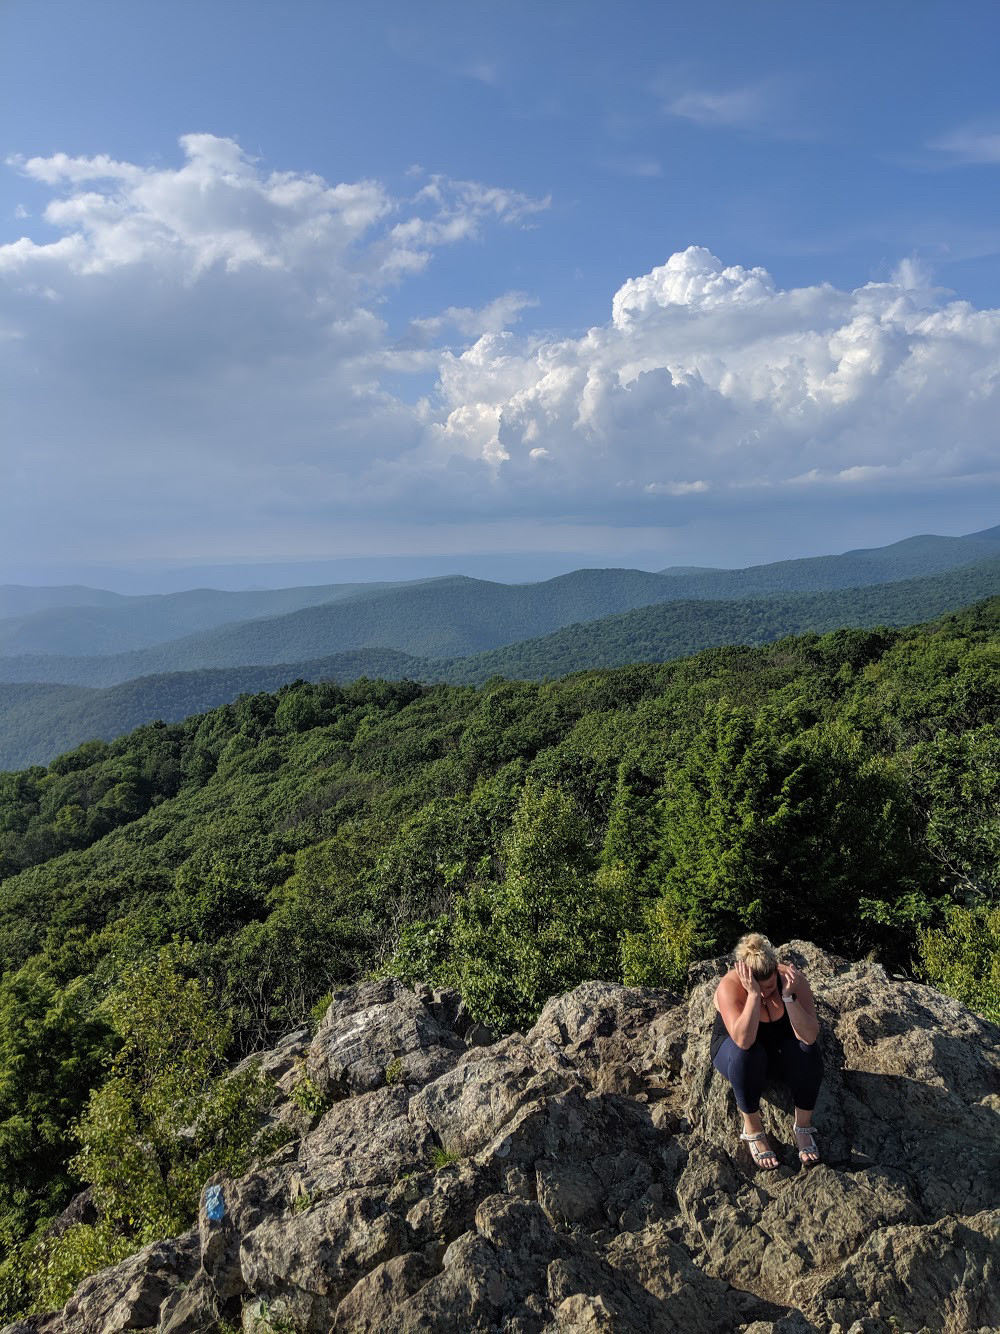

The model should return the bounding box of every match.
[712,1033,823,1114]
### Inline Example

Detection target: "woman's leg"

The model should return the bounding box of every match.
[712,1036,768,1114]
[776,1038,823,1162]
[712,1037,778,1165]
[777,1037,823,1112]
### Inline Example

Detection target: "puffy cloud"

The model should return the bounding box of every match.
[428,245,1000,517]
[2,137,999,570]
[0,135,550,559]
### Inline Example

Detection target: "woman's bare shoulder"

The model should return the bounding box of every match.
[713,968,739,1008]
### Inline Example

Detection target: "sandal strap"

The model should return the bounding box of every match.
[793,1125,819,1135]
[739,1131,768,1142]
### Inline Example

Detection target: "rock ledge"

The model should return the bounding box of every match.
[7,945,1000,1334]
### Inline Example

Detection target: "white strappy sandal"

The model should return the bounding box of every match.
[793,1123,820,1166]
[739,1130,780,1170]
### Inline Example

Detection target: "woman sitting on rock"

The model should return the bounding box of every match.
[710,932,823,1170]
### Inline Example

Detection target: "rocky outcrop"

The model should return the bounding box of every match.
[7,946,1000,1334]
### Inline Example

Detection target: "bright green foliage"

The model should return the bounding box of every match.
[621,896,697,991]
[0,960,110,1251]
[71,943,270,1236]
[918,904,1000,1023]
[0,944,274,1317]
[428,1146,461,1170]
[907,728,1000,897]
[636,703,924,972]
[383,915,453,989]
[448,782,630,1029]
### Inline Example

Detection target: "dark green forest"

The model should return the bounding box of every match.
[0,651,424,770]
[0,599,997,1312]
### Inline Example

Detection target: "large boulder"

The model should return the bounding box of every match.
[8,943,1000,1334]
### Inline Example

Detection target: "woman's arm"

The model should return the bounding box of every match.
[778,963,819,1045]
[716,962,763,1050]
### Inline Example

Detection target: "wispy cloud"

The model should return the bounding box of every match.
[926,121,1000,165]
[665,85,769,129]
[407,291,538,341]
[459,59,500,87]
[598,155,663,178]
[657,74,809,140]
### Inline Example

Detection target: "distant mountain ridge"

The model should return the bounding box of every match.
[0,580,407,657]
[3,556,1000,767]
[2,523,999,663]
[0,585,126,619]
[2,524,999,689]
[432,559,1000,683]
[0,569,711,684]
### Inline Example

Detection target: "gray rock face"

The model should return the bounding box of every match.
[8,944,1000,1334]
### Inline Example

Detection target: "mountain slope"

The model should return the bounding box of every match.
[0,569,698,685]
[0,585,126,619]
[3,560,1000,767]
[0,580,406,657]
[651,527,1000,598]
[6,548,1000,690]
[436,557,1000,683]
[0,649,425,770]
[4,522,998,671]
[0,600,995,1292]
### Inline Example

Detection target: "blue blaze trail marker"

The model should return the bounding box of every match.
[203,1184,226,1221]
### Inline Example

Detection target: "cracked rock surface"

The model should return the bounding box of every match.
[5,946,1000,1334]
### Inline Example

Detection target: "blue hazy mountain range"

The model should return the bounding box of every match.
[1,529,1000,768]
[2,525,999,671]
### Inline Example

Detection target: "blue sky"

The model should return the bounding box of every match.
[3,1,1000,588]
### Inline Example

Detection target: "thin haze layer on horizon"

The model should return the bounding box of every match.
[3,1,1000,586]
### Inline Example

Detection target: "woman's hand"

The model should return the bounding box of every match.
[778,961,805,996]
[736,960,761,998]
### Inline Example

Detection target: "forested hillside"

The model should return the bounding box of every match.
[3,523,995,652]
[4,547,1000,690]
[435,551,1000,682]
[654,525,1000,594]
[0,569,707,685]
[0,650,424,771]
[0,596,997,1312]
[0,587,126,619]
[5,554,1000,768]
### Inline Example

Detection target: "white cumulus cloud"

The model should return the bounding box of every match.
[424,245,1000,519]
[2,137,999,569]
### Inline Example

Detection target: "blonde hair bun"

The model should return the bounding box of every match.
[733,932,778,981]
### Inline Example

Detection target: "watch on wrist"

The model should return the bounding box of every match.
[782,993,795,1005]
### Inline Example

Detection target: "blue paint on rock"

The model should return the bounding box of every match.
[203,1184,226,1221]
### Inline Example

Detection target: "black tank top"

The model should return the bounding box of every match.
[710,973,793,1060]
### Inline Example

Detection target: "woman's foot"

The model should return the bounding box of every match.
[794,1123,820,1166]
[740,1130,780,1170]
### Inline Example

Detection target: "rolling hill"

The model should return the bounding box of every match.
[3,557,1000,767]
[3,522,999,667]
[4,537,1000,692]
[432,561,1000,683]
[0,649,425,771]
[0,569,707,685]
[0,580,406,657]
